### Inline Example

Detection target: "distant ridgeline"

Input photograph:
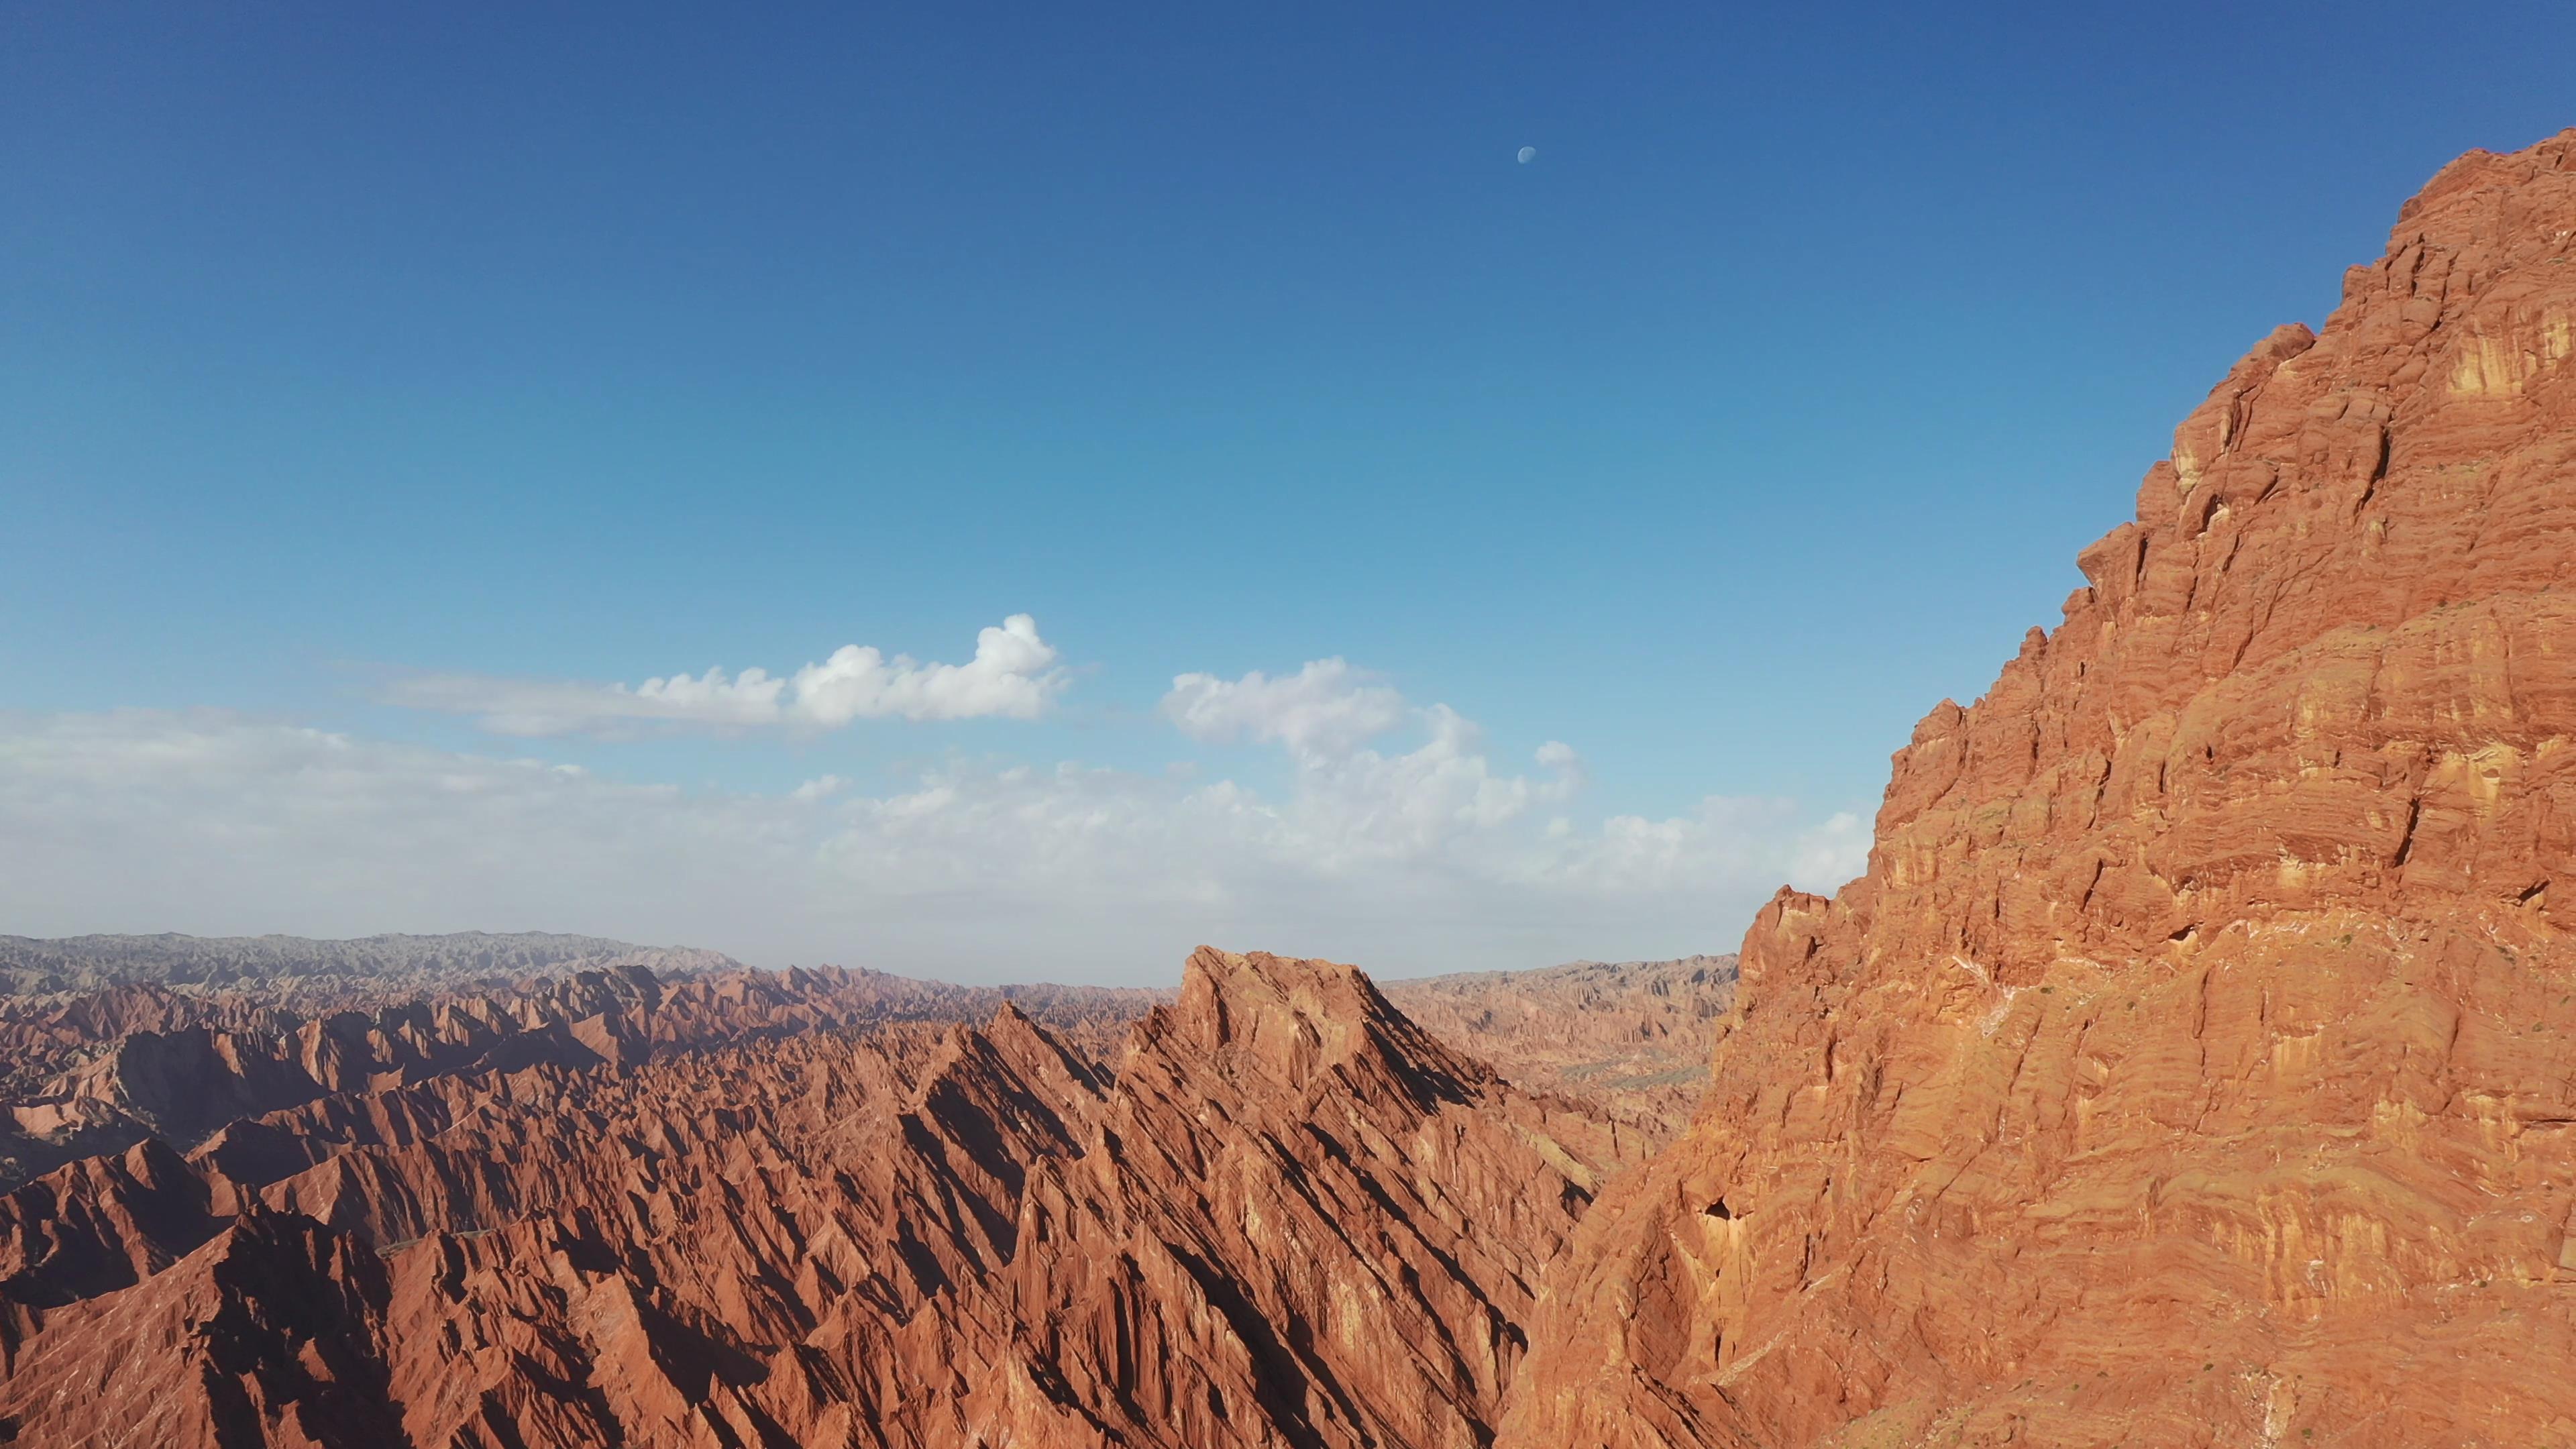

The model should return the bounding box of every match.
[0,930,712,995]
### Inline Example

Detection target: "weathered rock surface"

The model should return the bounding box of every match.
[1501,129,2576,1448]
[0,943,1735,1199]
[0,947,1636,1446]
[0,963,1160,1195]
[1382,957,1737,1145]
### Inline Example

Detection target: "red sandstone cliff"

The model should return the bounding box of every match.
[1499,129,2576,1448]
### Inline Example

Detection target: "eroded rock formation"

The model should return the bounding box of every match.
[1382,956,1737,1145]
[0,948,1636,1447]
[0,963,1159,1194]
[1501,129,2576,1448]
[0,947,1725,1197]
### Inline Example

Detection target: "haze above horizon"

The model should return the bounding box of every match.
[6,2,2573,982]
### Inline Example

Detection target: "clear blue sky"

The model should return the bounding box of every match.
[5,3,2572,981]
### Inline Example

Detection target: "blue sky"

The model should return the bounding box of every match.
[5,3,2573,981]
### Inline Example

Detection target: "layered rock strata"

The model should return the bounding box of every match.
[1500,130,2576,1448]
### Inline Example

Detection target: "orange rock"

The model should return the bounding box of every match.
[1382,956,1737,1147]
[1500,129,2576,1448]
[0,962,1160,1193]
[0,948,1638,1446]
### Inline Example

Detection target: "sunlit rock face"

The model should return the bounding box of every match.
[1499,129,2576,1448]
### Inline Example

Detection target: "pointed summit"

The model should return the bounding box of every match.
[1142,946,1491,1108]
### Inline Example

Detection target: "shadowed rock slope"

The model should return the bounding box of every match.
[1500,129,2576,1448]
[0,947,1638,1447]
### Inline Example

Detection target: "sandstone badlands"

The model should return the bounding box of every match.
[7,129,2576,1446]
[1380,955,1736,1146]
[0,948,1637,1446]
[0,959,1161,1195]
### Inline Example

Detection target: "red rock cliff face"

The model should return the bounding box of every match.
[1501,131,2576,1448]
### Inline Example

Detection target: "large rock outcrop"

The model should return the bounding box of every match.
[1500,130,2576,1447]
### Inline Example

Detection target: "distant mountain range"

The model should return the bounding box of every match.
[1379,954,1735,1139]
[0,930,728,995]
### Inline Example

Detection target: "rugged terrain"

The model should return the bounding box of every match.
[0,947,1637,1448]
[1382,956,1736,1144]
[0,961,1161,1195]
[1500,129,2576,1447]
[0,930,708,997]
[0,940,1733,1193]
[9,126,2570,1449]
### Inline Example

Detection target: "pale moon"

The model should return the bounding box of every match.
[1516,146,1538,164]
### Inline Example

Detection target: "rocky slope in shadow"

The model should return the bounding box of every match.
[0,947,1639,1447]
[1499,129,2576,1448]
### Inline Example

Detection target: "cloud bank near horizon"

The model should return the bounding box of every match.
[1,645,1872,984]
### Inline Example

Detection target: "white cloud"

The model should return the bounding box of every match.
[790,614,1061,726]
[1161,657,1408,759]
[1788,810,1872,889]
[384,615,1065,737]
[791,774,851,802]
[0,687,1872,983]
[1156,664,1598,867]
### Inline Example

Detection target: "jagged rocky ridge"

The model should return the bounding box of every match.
[1499,129,2576,1448]
[0,963,1161,1195]
[0,948,1641,1447]
[0,946,1735,1196]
